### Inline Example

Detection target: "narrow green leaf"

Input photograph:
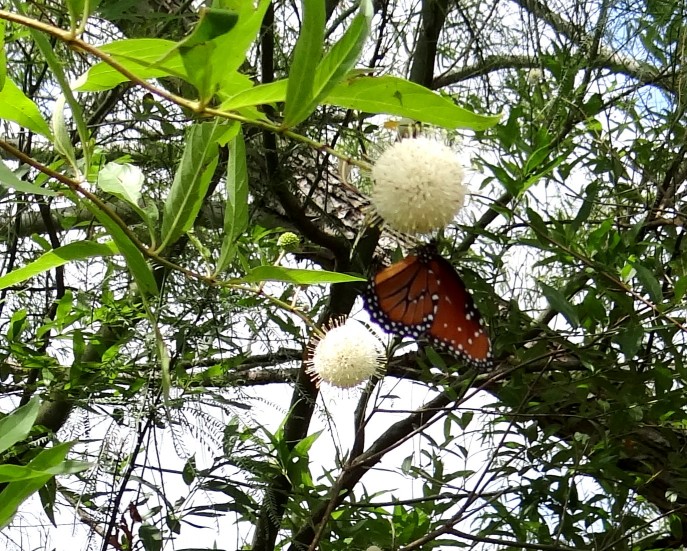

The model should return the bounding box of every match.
[139,523,163,551]
[293,0,372,124]
[0,441,74,528]
[675,276,687,303]
[325,75,501,130]
[0,465,50,483]
[313,0,371,96]
[180,42,218,100]
[217,128,248,273]
[179,8,239,49]
[87,206,159,296]
[0,20,6,91]
[175,8,239,100]
[283,0,326,126]
[0,398,40,455]
[571,182,598,231]
[74,39,186,92]
[215,0,271,75]
[526,207,551,243]
[523,145,551,175]
[0,461,90,483]
[25,23,91,167]
[0,241,118,291]
[0,79,52,138]
[65,0,85,30]
[182,456,196,486]
[539,281,579,328]
[0,160,58,196]
[240,266,365,285]
[160,122,228,250]
[52,95,78,171]
[520,151,568,195]
[291,430,322,457]
[614,322,644,358]
[219,80,288,112]
[631,261,662,303]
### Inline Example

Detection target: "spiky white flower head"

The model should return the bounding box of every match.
[307,320,385,389]
[366,547,383,551]
[370,137,467,235]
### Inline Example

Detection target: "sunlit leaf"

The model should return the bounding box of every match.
[0,160,58,196]
[325,75,501,130]
[283,0,325,126]
[160,122,230,249]
[74,39,187,92]
[0,241,118,291]
[0,78,52,138]
[217,128,247,273]
[0,398,40,455]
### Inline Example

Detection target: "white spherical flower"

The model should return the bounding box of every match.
[307,321,385,389]
[366,547,383,551]
[370,137,467,235]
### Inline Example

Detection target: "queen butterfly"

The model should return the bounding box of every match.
[364,243,492,369]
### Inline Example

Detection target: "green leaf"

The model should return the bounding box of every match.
[283,0,326,127]
[0,20,6,91]
[74,39,187,92]
[217,128,247,273]
[288,0,372,126]
[87,206,159,296]
[539,281,579,328]
[219,79,288,112]
[0,78,52,138]
[291,430,322,457]
[182,456,196,485]
[0,160,58,196]
[325,75,501,130]
[160,122,228,250]
[0,397,40,455]
[240,266,365,285]
[180,42,218,101]
[175,9,239,101]
[0,441,74,528]
[65,0,85,22]
[178,8,239,49]
[97,162,144,206]
[0,461,91,483]
[526,207,551,244]
[65,0,100,29]
[520,151,568,195]
[675,276,687,302]
[630,261,662,303]
[139,523,163,551]
[670,513,683,540]
[26,24,91,167]
[52,94,78,171]
[215,0,271,75]
[0,241,118,291]
[614,322,644,358]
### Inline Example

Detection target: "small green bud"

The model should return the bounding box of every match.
[277,232,300,251]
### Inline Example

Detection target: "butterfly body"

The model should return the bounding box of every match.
[364,244,492,369]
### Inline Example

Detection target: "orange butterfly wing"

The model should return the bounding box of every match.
[365,244,492,370]
[425,255,492,369]
[365,253,437,338]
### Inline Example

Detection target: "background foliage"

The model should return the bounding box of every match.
[1,0,687,550]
